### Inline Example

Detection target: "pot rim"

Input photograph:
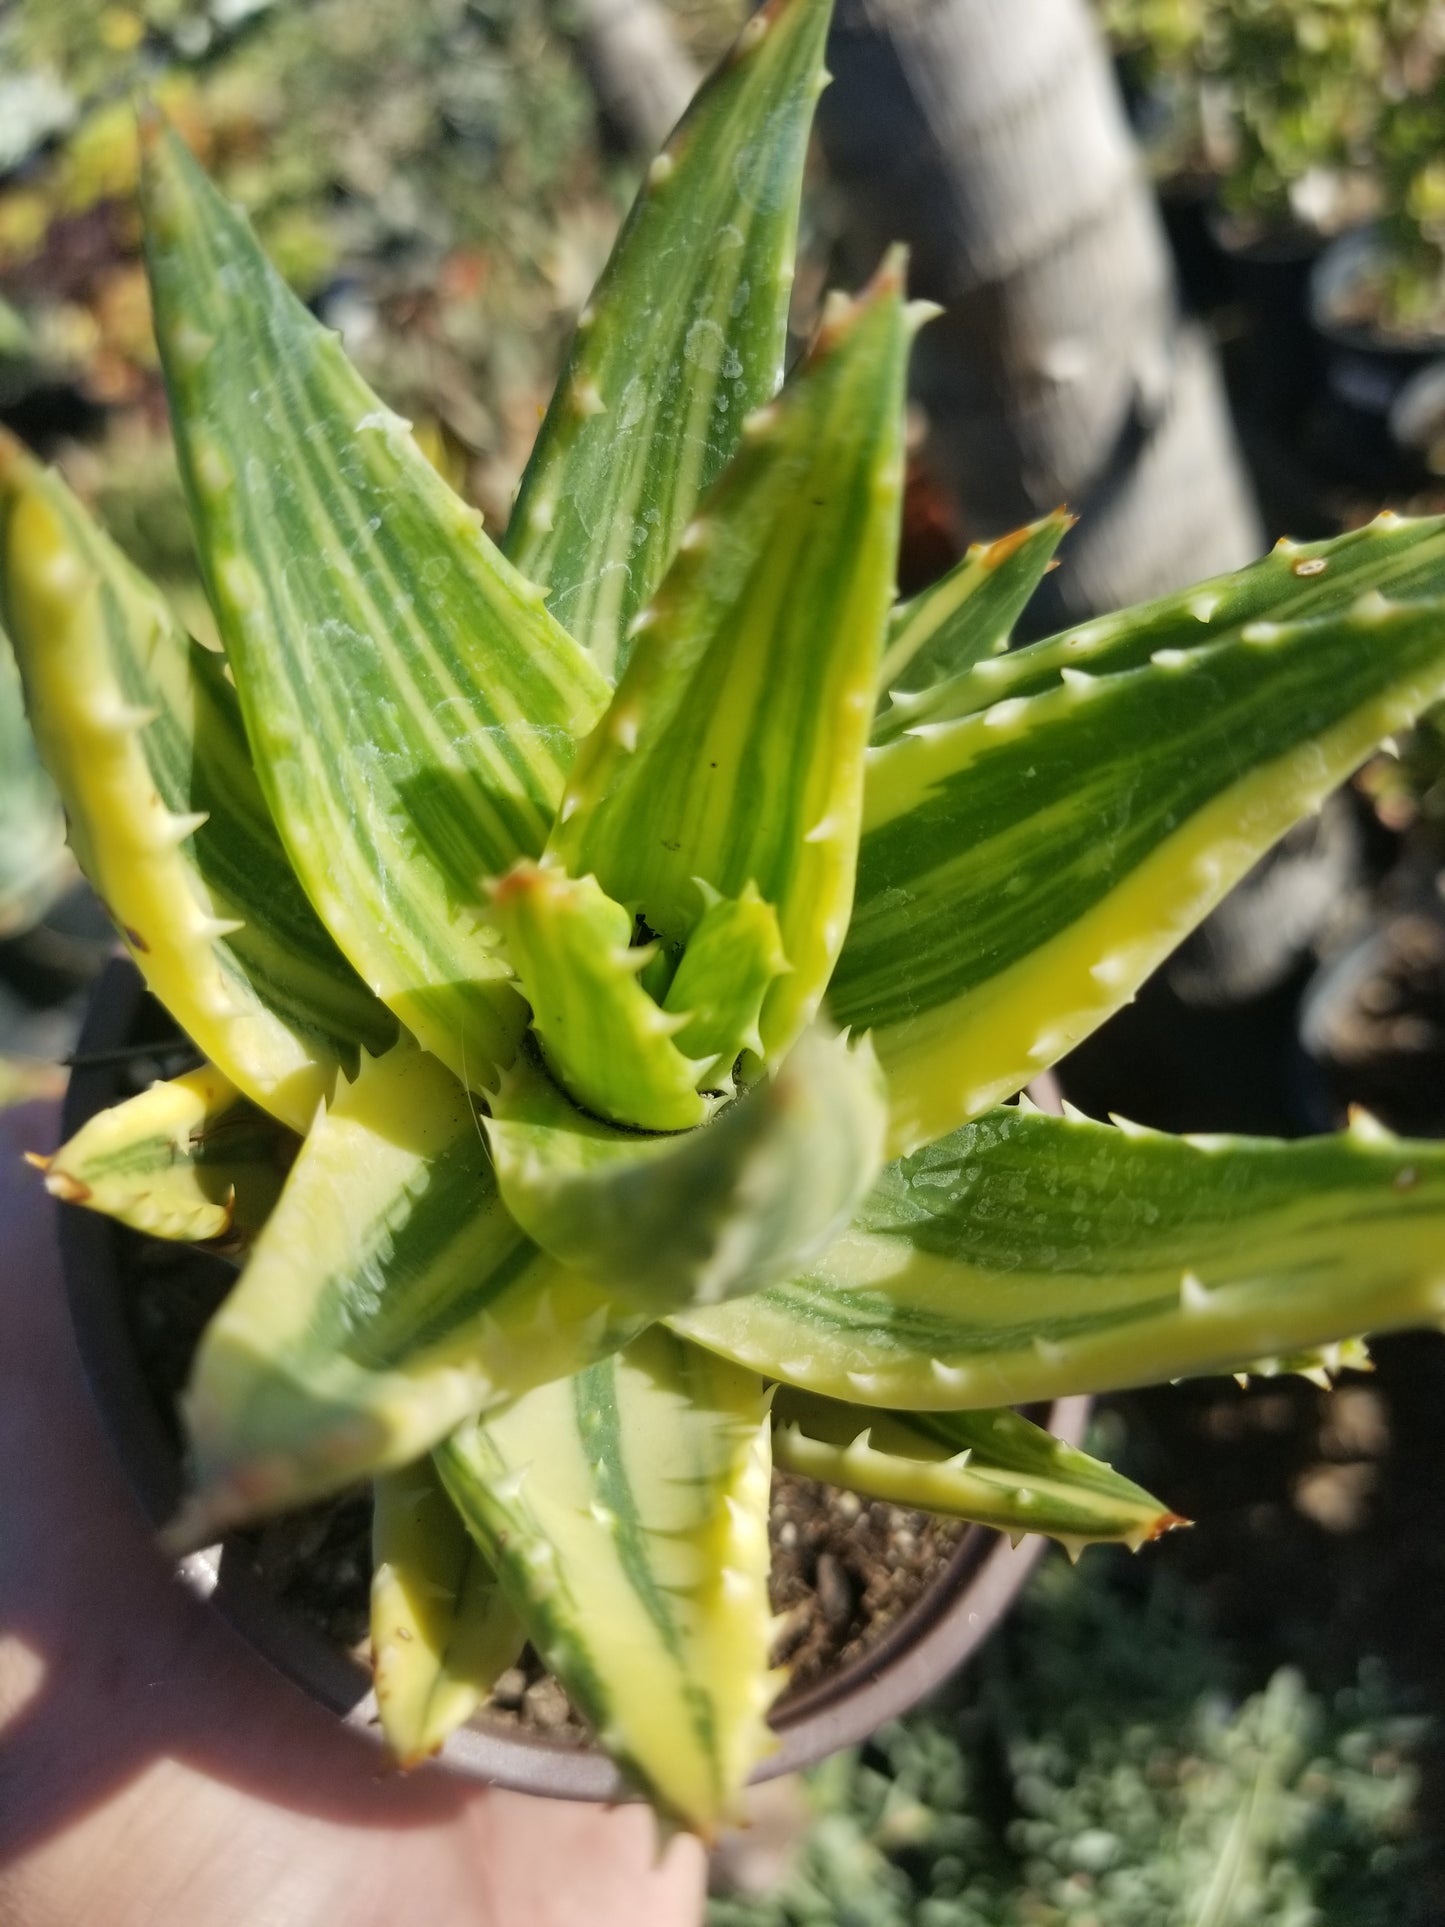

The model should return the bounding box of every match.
[60,957,1088,1801]
[1309,225,1445,357]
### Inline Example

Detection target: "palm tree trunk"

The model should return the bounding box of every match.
[820,0,1263,623]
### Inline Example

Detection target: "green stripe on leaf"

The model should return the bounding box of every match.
[435,1329,776,1836]
[873,511,1071,742]
[371,1458,526,1769]
[549,261,915,1068]
[675,1103,1445,1407]
[140,123,610,1094]
[835,592,1445,1151]
[35,1064,295,1246]
[170,1042,649,1544]
[771,1386,1183,1555]
[924,509,1445,725]
[0,431,394,1130]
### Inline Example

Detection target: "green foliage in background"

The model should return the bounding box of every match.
[712,1554,1425,1927]
[1101,0,1445,327]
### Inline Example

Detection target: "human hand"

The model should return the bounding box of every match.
[0,1100,704,1927]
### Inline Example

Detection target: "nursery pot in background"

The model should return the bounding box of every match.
[1309,228,1445,491]
[1209,210,1326,429]
[59,957,1089,1802]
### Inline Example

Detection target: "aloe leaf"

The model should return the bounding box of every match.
[31,1064,295,1246]
[435,1328,775,1836]
[170,1042,649,1544]
[371,1458,526,1769]
[833,593,1445,1153]
[926,509,1445,724]
[506,0,832,677]
[675,1104,1445,1410]
[872,511,1071,743]
[485,1027,887,1312]
[549,264,914,1066]
[140,124,611,1091]
[771,1387,1182,1555]
[0,432,394,1130]
[662,882,789,1086]
[0,620,69,939]
[486,861,708,1131]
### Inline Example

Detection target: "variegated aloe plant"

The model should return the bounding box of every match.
[7,0,1445,1837]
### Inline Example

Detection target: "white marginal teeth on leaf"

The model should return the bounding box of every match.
[648,152,675,186]
[570,376,606,417]
[194,913,246,941]
[100,698,162,735]
[494,1467,531,1505]
[983,697,1029,729]
[1089,951,1134,987]
[1027,1029,1072,1064]
[930,1359,970,1390]
[1059,1098,1092,1123]
[1179,1270,1212,1312]
[1347,1105,1395,1143]
[1150,647,1190,667]
[160,809,211,845]
[720,1566,753,1601]
[1189,592,1220,621]
[193,439,233,497]
[1059,667,1095,692]
[172,319,214,368]
[904,297,945,332]
[846,1369,889,1396]
[1242,620,1283,645]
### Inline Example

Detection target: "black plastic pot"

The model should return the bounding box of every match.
[60,958,1088,1801]
[1308,229,1445,490]
[1210,211,1326,429]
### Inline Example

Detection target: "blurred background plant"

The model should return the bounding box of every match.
[714,1597,1423,1926]
[0,0,743,566]
[1103,0,1445,330]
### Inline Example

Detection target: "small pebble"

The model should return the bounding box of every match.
[815,1552,854,1630]
[834,1491,861,1521]
[490,1667,528,1710]
[523,1676,572,1730]
[777,1521,797,1548]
